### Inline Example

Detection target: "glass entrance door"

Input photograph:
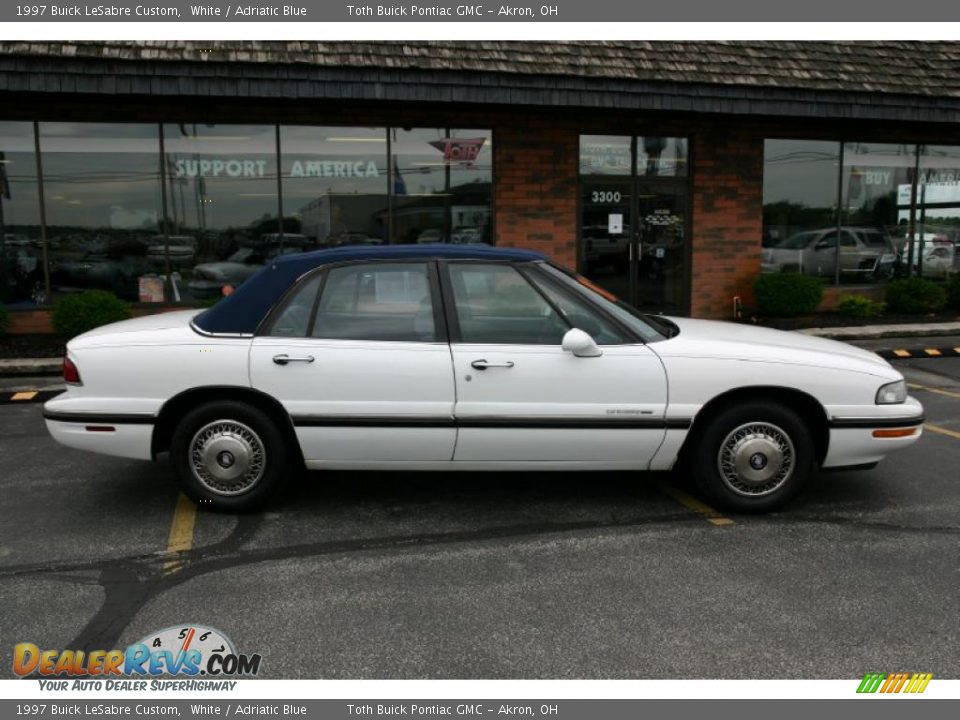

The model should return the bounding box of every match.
[580,177,687,315]
[580,177,633,303]
[635,182,687,313]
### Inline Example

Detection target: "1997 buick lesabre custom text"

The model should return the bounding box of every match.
[43,245,924,511]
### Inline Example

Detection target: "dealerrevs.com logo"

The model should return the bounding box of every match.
[14,625,261,689]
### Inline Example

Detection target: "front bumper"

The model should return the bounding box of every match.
[822,396,924,468]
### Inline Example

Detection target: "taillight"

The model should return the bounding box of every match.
[63,356,82,385]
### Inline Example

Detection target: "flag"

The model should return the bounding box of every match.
[0,152,11,200]
[392,155,406,196]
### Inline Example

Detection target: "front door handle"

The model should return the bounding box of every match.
[273,354,315,366]
[471,359,515,370]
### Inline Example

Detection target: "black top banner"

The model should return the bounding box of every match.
[2,0,960,22]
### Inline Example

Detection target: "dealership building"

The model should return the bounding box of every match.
[1,40,959,332]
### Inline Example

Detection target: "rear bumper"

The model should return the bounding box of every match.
[43,408,154,461]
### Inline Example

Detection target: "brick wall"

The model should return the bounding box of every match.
[494,123,579,268]
[8,310,53,335]
[820,284,885,311]
[690,126,764,319]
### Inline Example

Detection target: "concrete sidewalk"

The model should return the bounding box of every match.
[798,321,960,341]
[0,357,61,376]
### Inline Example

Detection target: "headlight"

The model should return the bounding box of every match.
[876,380,907,404]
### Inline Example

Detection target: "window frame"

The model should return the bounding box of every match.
[437,259,646,346]
[256,259,447,343]
[441,261,572,346]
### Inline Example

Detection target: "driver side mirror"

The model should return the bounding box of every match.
[562,328,603,358]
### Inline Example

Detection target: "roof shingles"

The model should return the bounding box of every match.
[0,40,959,98]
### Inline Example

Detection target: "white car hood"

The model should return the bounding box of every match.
[654,316,896,376]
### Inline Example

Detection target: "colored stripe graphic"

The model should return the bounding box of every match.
[857,672,932,694]
[857,673,886,693]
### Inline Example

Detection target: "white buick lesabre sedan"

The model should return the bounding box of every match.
[43,245,924,512]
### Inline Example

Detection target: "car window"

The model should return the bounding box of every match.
[780,231,817,249]
[263,273,323,337]
[538,264,668,342]
[312,263,436,342]
[448,264,569,345]
[840,231,857,247]
[815,232,838,249]
[859,230,890,247]
[523,270,630,345]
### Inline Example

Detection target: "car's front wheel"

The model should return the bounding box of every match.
[691,401,814,513]
[170,401,290,511]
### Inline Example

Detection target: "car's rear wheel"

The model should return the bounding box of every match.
[691,401,814,513]
[171,401,289,511]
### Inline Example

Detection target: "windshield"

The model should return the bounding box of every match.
[859,230,890,247]
[539,263,670,342]
[227,249,255,263]
[778,231,818,249]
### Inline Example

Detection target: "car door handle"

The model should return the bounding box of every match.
[272,354,315,366]
[470,359,515,370]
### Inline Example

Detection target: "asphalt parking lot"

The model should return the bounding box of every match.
[1,341,958,679]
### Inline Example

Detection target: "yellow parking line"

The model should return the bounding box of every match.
[893,349,911,357]
[924,348,942,357]
[925,423,960,441]
[11,391,38,401]
[655,481,734,527]
[907,383,960,400]
[162,493,197,575]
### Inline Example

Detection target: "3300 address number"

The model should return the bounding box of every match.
[590,191,622,203]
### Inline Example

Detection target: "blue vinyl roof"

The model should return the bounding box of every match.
[192,244,547,336]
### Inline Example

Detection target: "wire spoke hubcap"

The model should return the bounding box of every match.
[190,420,266,496]
[717,422,795,497]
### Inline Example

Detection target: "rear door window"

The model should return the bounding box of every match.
[312,263,437,342]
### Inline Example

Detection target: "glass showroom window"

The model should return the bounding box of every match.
[163,123,281,301]
[839,142,912,284]
[390,128,493,245]
[280,126,388,247]
[40,122,163,302]
[914,145,960,281]
[579,135,632,176]
[761,140,841,280]
[0,121,43,306]
[637,136,688,177]
[579,136,687,178]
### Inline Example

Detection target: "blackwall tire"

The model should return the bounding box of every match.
[170,401,290,512]
[691,401,814,513]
